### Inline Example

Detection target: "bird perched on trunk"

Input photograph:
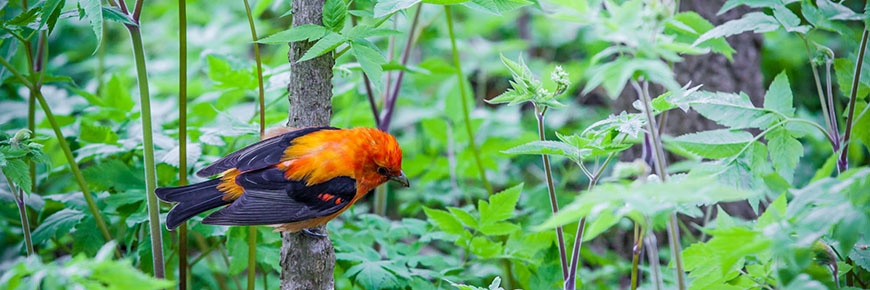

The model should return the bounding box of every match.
[155,127,407,236]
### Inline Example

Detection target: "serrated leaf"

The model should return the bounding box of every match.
[102,6,136,26]
[502,141,584,160]
[79,122,119,144]
[481,183,522,224]
[32,209,86,243]
[323,0,347,32]
[374,0,422,18]
[694,12,780,47]
[680,91,779,129]
[478,222,520,236]
[670,129,754,159]
[424,207,464,235]
[257,24,330,44]
[351,40,386,94]
[757,193,786,229]
[79,0,104,52]
[763,71,795,117]
[772,5,809,34]
[447,207,478,229]
[298,32,345,62]
[345,261,400,289]
[766,128,803,183]
[718,0,779,15]
[2,159,31,194]
[465,0,532,15]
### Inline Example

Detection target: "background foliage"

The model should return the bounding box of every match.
[1,0,870,289]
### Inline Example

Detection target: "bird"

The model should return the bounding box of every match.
[155,126,408,236]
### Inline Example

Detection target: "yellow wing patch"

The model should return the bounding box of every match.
[216,169,245,201]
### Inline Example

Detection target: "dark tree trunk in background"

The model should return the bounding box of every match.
[280,0,335,289]
[613,0,764,218]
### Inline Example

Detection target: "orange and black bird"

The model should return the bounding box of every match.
[155,127,407,236]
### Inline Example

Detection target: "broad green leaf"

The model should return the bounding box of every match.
[374,0,422,18]
[763,71,795,117]
[718,0,779,15]
[102,6,136,26]
[226,227,248,275]
[757,193,786,229]
[667,12,735,60]
[582,209,621,241]
[852,101,870,149]
[2,159,31,194]
[694,12,780,47]
[583,56,634,98]
[465,0,532,15]
[79,0,104,52]
[298,32,345,62]
[810,154,837,182]
[478,222,520,236]
[257,24,330,44]
[32,209,85,243]
[422,0,471,4]
[850,237,870,271]
[344,261,400,289]
[669,129,754,159]
[481,183,523,224]
[833,58,870,100]
[707,227,771,277]
[424,207,465,235]
[39,0,65,33]
[351,40,387,94]
[502,141,584,160]
[323,0,348,32]
[447,207,478,229]
[79,122,119,144]
[772,5,809,34]
[766,128,803,183]
[470,236,501,258]
[680,91,778,129]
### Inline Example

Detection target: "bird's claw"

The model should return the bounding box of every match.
[301,227,327,238]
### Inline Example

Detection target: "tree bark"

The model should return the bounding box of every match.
[280,0,335,289]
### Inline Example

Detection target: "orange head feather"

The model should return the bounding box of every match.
[277,127,406,192]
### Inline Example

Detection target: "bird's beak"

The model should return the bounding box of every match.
[389,172,410,188]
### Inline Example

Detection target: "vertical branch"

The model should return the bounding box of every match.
[630,223,644,290]
[242,0,264,287]
[178,0,189,288]
[839,26,869,173]
[127,23,166,278]
[6,178,34,256]
[633,79,685,289]
[444,5,492,194]
[281,0,336,288]
[533,106,569,280]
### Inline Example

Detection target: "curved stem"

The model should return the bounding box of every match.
[379,4,422,131]
[6,177,34,256]
[127,25,165,278]
[839,26,869,173]
[242,0,263,287]
[178,0,189,288]
[802,36,835,140]
[445,5,492,194]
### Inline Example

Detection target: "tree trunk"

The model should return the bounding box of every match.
[280,0,335,289]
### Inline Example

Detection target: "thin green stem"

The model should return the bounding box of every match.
[0,57,116,253]
[178,0,189,288]
[633,79,685,290]
[6,177,33,256]
[127,25,166,279]
[839,26,869,173]
[242,0,263,287]
[445,5,492,194]
[535,106,569,281]
[802,36,836,142]
[630,223,644,290]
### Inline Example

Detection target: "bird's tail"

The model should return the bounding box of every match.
[155,179,231,230]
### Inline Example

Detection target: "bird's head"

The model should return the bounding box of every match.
[356,127,408,188]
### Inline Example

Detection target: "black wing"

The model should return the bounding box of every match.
[196,126,338,177]
[201,167,356,226]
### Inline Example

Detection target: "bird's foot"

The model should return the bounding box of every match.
[301,227,327,238]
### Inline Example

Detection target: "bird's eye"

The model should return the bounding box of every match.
[377,166,388,175]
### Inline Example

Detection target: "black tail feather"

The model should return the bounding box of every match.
[155,179,231,230]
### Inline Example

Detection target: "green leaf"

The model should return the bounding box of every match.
[345,261,400,289]
[718,0,779,15]
[694,12,780,47]
[850,237,870,271]
[374,0,422,18]
[79,0,104,52]
[833,58,870,100]
[852,101,870,150]
[811,154,837,182]
[323,0,348,32]
[32,209,86,244]
[101,6,136,26]
[478,222,520,236]
[298,32,345,62]
[679,91,778,129]
[470,236,501,258]
[424,207,465,235]
[669,129,754,159]
[226,227,248,275]
[351,40,387,94]
[79,122,119,144]
[422,0,471,4]
[2,159,31,194]
[447,207,478,229]
[480,183,522,224]
[502,141,584,160]
[772,5,809,34]
[40,0,65,34]
[757,193,786,229]
[582,209,621,241]
[763,71,795,117]
[766,128,803,183]
[667,12,735,60]
[257,24,330,44]
[465,0,532,15]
